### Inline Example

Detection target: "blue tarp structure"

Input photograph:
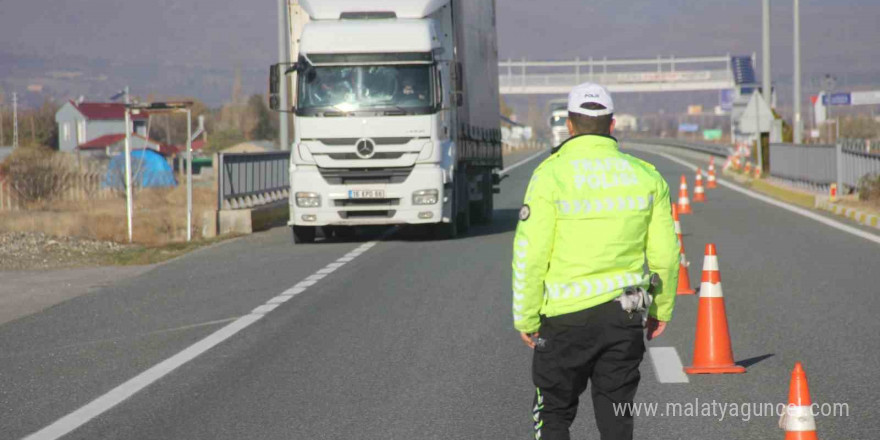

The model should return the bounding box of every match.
[104,149,177,189]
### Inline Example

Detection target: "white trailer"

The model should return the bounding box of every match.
[270,0,502,243]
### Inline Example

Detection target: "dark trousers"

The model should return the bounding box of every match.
[531,300,645,440]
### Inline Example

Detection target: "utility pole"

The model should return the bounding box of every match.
[12,92,18,148]
[762,0,772,103]
[793,0,803,144]
[124,107,134,243]
[277,0,290,151]
[186,108,193,242]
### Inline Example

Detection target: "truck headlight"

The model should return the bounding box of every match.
[412,189,439,205]
[295,192,321,208]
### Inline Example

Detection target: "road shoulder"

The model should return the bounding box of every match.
[0,265,155,326]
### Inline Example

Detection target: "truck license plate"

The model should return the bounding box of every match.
[348,189,385,199]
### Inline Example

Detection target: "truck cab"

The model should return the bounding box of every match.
[271,0,501,243]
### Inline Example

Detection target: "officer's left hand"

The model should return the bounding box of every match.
[520,332,539,349]
[646,317,667,340]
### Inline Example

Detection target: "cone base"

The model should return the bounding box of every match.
[678,206,693,215]
[693,197,705,203]
[684,364,746,375]
[677,289,696,295]
[707,183,717,189]
[785,431,819,440]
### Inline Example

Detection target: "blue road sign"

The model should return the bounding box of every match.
[678,123,700,133]
[720,89,735,112]
[823,93,852,106]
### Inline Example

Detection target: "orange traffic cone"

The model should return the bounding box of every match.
[707,159,718,189]
[684,244,746,374]
[754,164,762,179]
[673,205,695,296]
[779,362,819,439]
[677,175,693,215]
[693,169,706,203]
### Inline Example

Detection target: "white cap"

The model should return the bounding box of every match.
[568,82,614,117]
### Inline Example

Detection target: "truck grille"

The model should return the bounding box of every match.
[338,210,396,219]
[327,152,405,160]
[315,137,418,147]
[319,167,413,185]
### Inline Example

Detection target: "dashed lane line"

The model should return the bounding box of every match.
[648,346,690,384]
[23,238,388,440]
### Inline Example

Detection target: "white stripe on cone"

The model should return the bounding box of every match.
[779,405,817,432]
[699,281,723,298]
[703,255,719,271]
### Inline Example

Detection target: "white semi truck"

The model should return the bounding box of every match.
[548,99,569,147]
[269,0,502,243]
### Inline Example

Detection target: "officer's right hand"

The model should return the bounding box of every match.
[520,332,539,349]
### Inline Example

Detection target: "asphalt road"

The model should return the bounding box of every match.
[2,143,877,439]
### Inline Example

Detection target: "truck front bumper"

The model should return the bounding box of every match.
[289,165,446,227]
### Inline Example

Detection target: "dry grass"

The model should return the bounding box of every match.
[0,186,216,246]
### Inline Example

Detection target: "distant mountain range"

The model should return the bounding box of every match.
[0,50,265,109]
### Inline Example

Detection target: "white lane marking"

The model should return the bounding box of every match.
[501,149,548,175]
[23,239,383,440]
[637,147,880,246]
[648,347,690,384]
[21,313,261,440]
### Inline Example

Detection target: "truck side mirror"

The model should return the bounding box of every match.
[268,63,298,112]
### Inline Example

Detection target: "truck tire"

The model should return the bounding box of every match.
[454,170,471,235]
[471,170,494,225]
[292,225,316,244]
[432,219,457,240]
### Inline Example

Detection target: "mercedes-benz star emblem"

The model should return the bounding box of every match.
[355,138,376,159]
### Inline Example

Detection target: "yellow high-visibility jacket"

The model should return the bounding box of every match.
[512,135,680,334]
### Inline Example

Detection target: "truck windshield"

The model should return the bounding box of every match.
[550,114,568,127]
[297,64,435,116]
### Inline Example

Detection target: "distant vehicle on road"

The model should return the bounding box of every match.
[548,99,569,147]
[269,0,502,243]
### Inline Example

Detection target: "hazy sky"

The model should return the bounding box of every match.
[1,0,878,102]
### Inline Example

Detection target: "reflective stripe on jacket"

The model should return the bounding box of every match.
[512,134,680,333]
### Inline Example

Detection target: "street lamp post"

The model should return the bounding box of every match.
[793,0,803,144]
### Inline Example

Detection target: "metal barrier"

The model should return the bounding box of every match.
[628,137,880,192]
[839,146,880,189]
[769,143,837,186]
[622,138,732,157]
[217,151,290,210]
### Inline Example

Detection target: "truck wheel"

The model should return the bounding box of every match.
[292,226,316,244]
[471,172,494,225]
[457,179,471,234]
[432,220,457,240]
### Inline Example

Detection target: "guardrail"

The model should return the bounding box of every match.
[217,151,290,210]
[623,138,732,157]
[769,143,837,186]
[838,144,880,189]
[630,137,880,192]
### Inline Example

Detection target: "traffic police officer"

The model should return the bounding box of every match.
[512,83,679,440]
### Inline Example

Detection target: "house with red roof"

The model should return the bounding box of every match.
[76,133,179,158]
[54,100,149,152]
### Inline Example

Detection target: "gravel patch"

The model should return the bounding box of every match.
[0,232,131,270]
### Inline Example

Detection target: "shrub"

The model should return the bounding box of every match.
[857,173,880,207]
[0,147,78,205]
